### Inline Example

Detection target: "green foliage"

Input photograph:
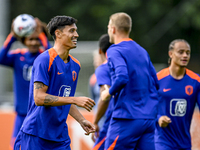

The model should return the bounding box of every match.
[9,0,200,67]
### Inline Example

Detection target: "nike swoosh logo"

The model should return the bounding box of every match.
[57,72,63,75]
[163,88,171,92]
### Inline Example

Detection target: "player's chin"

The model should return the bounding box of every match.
[70,44,77,49]
[180,63,188,67]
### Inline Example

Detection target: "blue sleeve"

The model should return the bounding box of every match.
[0,34,17,66]
[107,49,129,95]
[196,83,200,109]
[33,54,50,86]
[157,93,166,122]
[149,60,159,90]
[95,64,111,86]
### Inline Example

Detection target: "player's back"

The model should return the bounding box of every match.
[107,40,159,119]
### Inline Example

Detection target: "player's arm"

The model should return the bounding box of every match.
[0,21,24,66]
[196,82,200,110]
[0,34,17,65]
[149,59,159,90]
[69,104,95,135]
[102,50,128,101]
[35,18,52,50]
[92,84,110,141]
[34,82,95,111]
[157,91,171,127]
[158,116,171,127]
[94,84,110,125]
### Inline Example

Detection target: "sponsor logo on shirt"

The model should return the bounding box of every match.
[23,65,32,81]
[57,71,63,75]
[170,99,187,117]
[163,88,171,92]
[58,85,71,97]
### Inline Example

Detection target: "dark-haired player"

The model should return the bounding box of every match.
[155,39,200,150]
[14,15,95,150]
[0,17,51,149]
[91,34,113,150]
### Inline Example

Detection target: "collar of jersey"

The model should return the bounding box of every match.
[116,38,133,44]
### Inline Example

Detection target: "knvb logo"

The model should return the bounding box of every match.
[185,85,193,96]
[170,99,187,117]
[72,71,77,81]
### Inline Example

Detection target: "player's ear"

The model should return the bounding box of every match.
[168,50,173,58]
[55,29,62,39]
[99,48,102,54]
[112,27,116,34]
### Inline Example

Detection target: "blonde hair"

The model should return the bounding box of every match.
[110,12,132,34]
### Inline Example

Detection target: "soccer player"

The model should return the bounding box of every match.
[101,12,159,150]
[0,17,51,149]
[14,15,95,150]
[155,39,200,150]
[88,50,105,129]
[91,34,113,150]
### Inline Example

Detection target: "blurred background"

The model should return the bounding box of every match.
[0,0,200,149]
[0,0,199,106]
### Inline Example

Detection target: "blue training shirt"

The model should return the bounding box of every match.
[95,61,114,118]
[107,38,159,119]
[21,48,81,142]
[0,33,51,115]
[155,68,200,149]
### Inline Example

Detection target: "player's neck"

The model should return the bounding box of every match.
[169,64,186,79]
[53,44,69,63]
[114,33,129,44]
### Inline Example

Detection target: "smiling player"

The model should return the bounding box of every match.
[13,15,95,150]
[155,39,200,150]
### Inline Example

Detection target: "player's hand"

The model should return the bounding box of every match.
[91,123,99,142]
[101,85,111,101]
[80,119,96,135]
[158,116,171,127]
[34,18,43,36]
[10,19,22,40]
[74,97,95,112]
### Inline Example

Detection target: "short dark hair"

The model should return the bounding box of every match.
[47,16,77,40]
[99,34,112,54]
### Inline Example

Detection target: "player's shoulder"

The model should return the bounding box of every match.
[9,48,28,55]
[95,61,108,72]
[157,68,170,80]
[35,48,51,61]
[34,48,53,65]
[69,54,81,68]
[186,68,200,82]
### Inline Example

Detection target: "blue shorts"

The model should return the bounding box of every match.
[104,118,155,150]
[14,130,71,150]
[10,114,26,149]
[155,142,191,150]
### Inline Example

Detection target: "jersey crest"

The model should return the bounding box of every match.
[185,85,193,96]
[72,71,77,81]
